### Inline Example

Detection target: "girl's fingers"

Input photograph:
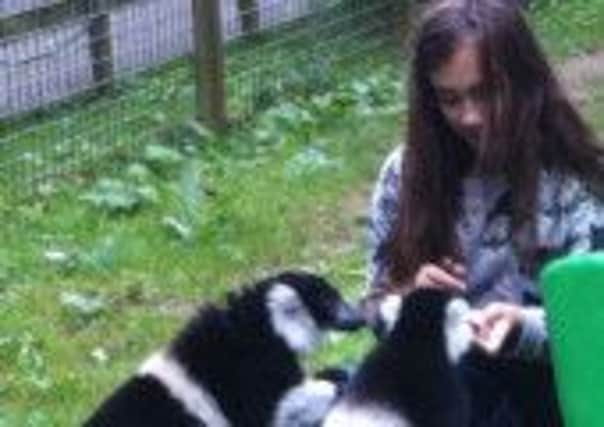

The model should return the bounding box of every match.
[415,264,467,291]
[441,257,467,278]
[473,317,513,355]
[469,303,522,355]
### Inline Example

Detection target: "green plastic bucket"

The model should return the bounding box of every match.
[540,252,604,427]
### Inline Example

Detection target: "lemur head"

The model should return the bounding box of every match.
[265,271,365,354]
[365,288,473,364]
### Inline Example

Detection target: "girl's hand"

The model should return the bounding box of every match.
[413,257,467,292]
[469,302,523,355]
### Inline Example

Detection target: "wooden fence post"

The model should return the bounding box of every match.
[192,0,227,131]
[87,0,114,95]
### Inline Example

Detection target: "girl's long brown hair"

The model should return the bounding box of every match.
[386,0,603,287]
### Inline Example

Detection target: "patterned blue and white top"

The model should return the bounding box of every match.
[367,145,604,360]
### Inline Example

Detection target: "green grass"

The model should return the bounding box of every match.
[532,0,604,57]
[0,63,404,424]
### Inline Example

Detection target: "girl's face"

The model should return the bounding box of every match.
[430,39,489,150]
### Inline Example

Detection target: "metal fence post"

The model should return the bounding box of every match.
[192,0,227,131]
[237,0,259,36]
[88,0,114,95]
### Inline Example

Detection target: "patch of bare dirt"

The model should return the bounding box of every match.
[559,49,604,105]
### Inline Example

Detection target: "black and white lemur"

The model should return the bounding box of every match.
[322,288,474,427]
[84,271,364,427]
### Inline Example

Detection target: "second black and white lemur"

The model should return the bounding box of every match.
[323,288,474,427]
[84,271,364,427]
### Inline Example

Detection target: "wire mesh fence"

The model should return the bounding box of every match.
[0,0,405,196]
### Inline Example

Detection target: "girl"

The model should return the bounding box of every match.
[366,0,604,425]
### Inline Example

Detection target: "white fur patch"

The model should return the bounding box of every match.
[378,293,403,335]
[444,298,473,364]
[267,283,322,354]
[138,352,230,427]
[272,379,337,427]
[323,401,412,427]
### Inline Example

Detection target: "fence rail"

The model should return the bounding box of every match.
[0,0,405,195]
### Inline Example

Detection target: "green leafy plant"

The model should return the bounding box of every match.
[80,178,158,214]
[143,144,185,175]
[163,159,205,242]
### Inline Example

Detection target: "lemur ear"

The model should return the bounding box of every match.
[359,291,403,339]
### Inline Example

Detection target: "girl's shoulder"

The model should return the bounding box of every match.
[538,169,604,217]
[380,145,404,174]
[375,145,404,188]
[370,145,405,217]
